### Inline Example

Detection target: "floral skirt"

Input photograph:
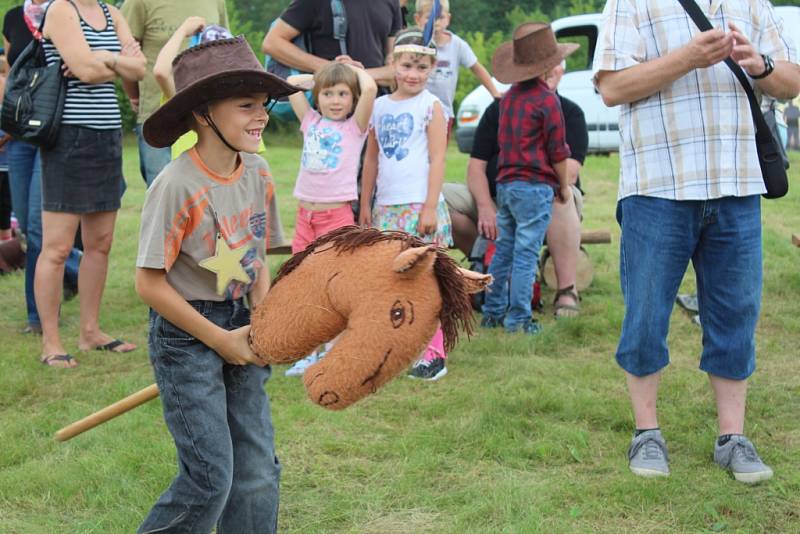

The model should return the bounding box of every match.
[372,199,453,247]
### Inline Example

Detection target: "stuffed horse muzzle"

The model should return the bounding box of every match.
[249,226,491,410]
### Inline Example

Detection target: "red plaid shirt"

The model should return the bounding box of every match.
[496,78,570,187]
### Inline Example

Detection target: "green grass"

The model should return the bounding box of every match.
[1,129,799,533]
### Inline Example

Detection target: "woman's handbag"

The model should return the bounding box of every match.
[678,0,789,199]
[0,5,65,148]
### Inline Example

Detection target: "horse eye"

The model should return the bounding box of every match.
[390,300,406,328]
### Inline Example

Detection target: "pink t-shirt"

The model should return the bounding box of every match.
[293,109,367,203]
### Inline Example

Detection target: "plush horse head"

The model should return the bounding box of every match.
[249,226,491,410]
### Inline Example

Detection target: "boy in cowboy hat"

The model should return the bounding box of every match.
[480,23,578,335]
[134,36,299,533]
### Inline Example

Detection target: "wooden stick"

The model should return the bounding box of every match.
[793,234,800,247]
[55,384,160,442]
[580,230,612,245]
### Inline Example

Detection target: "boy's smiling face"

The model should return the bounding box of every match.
[205,92,269,153]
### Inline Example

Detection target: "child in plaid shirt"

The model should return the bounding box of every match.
[480,23,578,334]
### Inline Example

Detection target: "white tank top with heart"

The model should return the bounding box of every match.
[370,90,442,206]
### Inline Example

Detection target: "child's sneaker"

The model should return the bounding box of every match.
[628,429,670,478]
[408,356,447,381]
[284,350,324,377]
[506,319,542,335]
[714,435,773,484]
[480,314,504,328]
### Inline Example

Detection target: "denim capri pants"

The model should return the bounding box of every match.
[615,195,761,380]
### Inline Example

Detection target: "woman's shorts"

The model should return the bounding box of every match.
[372,199,453,247]
[41,125,123,213]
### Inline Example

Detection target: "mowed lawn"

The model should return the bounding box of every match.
[1,127,799,533]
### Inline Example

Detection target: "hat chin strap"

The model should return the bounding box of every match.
[202,111,242,153]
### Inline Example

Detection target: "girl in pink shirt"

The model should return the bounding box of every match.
[287,63,377,254]
[284,63,377,377]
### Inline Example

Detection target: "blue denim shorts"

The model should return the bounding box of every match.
[140,299,280,533]
[615,195,761,380]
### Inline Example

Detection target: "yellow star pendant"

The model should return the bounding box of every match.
[199,234,252,296]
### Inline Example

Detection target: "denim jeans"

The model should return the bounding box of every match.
[136,124,171,187]
[615,195,761,380]
[139,300,280,534]
[7,140,81,326]
[482,181,553,329]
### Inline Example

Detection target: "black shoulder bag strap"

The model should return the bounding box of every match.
[677,0,788,198]
[331,0,348,56]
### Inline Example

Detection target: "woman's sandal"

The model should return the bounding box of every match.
[41,353,78,368]
[553,284,581,318]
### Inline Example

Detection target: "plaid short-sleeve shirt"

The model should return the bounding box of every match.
[593,0,797,200]
[496,78,571,188]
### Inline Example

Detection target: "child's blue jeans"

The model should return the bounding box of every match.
[615,195,762,380]
[139,299,280,534]
[482,181,553,330]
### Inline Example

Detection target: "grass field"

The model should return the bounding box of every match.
[1,129,799,533]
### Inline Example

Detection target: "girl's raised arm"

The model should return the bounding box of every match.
[350,65,377,132]
[153,16,205,99]
[286,74,314,122]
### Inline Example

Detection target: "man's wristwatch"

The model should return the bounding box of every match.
[750,54,775,80]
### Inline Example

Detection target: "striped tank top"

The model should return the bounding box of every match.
[43,1,121,130]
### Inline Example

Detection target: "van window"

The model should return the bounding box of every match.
[556,25,598,72]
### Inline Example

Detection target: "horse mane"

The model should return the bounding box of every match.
[273,226,474,351]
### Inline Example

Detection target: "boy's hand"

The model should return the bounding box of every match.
[214,326,265,366]
[417,205,438,236]
[180,16,206,38]
[557,184,573,205]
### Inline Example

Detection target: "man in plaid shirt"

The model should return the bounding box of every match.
[594,0,800,483]
[480,23,577,335]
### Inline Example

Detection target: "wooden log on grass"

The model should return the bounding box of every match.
[580,230,612,245]
[55,384,160,442]
[793,234,800,247]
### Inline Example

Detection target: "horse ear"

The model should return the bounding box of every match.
[457,267,493,294]
[392,245,436,277]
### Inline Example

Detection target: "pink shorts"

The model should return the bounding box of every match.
[291,204,355,254]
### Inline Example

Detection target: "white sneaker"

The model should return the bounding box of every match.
[284,351,323,377]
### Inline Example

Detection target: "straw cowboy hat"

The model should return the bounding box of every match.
[492,22,580,84]
[143,36,300,148]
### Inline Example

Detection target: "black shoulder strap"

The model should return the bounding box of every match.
[331,0,347,56]
[676,0,771,143]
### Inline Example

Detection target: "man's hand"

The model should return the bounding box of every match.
[213,326,265,366]
[727,21,766,77]
[476,202,498,241]
[335,55,365,69]
[557,184,573,205]
[686,27,734,69]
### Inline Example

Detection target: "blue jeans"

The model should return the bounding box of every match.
[136,124,171,187]
[482,181,553,329]
[615,195,762,380]
[140,300,280,534]
[7,140,81,326]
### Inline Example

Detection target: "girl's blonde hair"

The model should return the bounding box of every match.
[312,62,361,112]
[415,0,449,15]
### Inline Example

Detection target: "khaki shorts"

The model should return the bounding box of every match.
[442,182,583,222]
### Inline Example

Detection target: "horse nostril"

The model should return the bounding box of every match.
[319,391,340,406]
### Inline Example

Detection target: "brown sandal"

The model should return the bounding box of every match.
[553,284,580,318]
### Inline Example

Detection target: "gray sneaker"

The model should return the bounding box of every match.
[628,430,670,477]
[714,435,773,484]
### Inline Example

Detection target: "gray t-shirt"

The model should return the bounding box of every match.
[137,149,277,302]
[426,32,477,119]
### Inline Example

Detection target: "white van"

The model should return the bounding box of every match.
[455,13,618,154]
[455,7,800,154]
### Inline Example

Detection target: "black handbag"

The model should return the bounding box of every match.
[0,5,65,148]
[677,0,789,199]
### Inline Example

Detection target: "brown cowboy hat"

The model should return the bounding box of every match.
[143,36,300,148]
[492,22,580,84]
